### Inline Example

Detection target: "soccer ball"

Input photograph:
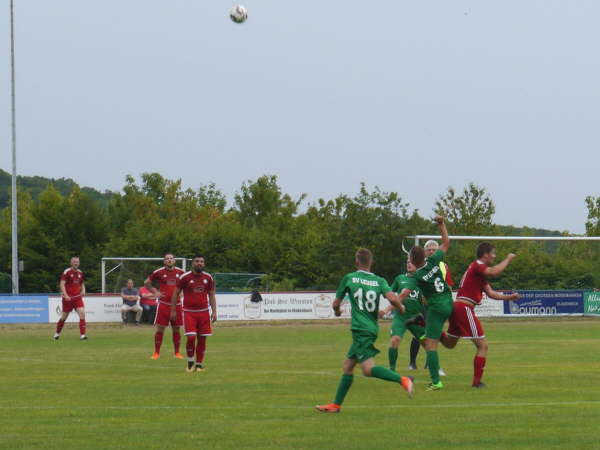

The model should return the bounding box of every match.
[229,5,248,24]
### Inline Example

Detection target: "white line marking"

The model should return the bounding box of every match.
[1,400,599,411]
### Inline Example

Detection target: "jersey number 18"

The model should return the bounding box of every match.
[354,288,377,312]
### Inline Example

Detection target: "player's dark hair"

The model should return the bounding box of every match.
[355,248,373,267]
[477,243,495,259]
[193,254,205,260]
[409,246,425,267]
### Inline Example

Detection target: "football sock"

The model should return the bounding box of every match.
[186,336,196,361]
[388,347,398,370]
[56,319,65,334]
[196,336,207,363]
[371,366,401,383]
[154,331,164,353]
[409,338,420,366]
[333,374,353,406]
[79,319,86,336]
[173,330,181,354]
[426,351,440,385]
[473,356,486,385]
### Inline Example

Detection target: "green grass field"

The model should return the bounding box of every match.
[1,318,599,449]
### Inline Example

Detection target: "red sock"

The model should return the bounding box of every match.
[196,336,207,364]
[473,356,486,385]
[79,319,86,336]
[173,330,181,354]
[154,331,164,353]
[440,331,447,341]
[56,319,65,334]
[186,336,196,360]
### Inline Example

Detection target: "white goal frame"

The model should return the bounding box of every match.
[410,235,600,246]
[101,257,188,294]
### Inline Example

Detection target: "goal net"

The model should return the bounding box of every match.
[101,257,265,293]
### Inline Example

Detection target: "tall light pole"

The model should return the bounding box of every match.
[10,0,19,294]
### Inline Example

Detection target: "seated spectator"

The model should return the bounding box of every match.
[121,279,142,325]
[139,284,158,324]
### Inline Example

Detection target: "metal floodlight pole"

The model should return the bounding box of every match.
[10,0,19,294]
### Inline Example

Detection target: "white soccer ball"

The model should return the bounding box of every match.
[229,5,248,24]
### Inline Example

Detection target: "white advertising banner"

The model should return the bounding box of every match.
[217,292,350,321]
[474,294,505,317]
[48,296,123,323]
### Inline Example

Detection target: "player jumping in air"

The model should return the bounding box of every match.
[53,256,87,340]
[408,239,454,373]
[145,253,185,359]
[171,255,217,373]
[441,243,519,388]
[396,217,452,391]
[316,248,414,413]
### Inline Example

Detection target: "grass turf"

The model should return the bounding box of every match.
[0,318,599,449]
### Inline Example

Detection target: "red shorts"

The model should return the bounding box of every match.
[154,302,183,327]
[62,295,84,313]
[447,301,485,339]
[183,309,212,336]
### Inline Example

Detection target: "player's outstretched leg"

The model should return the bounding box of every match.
[316,359,356,413]
[362,359,414,399]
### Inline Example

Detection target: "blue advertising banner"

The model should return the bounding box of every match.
[0,296,49,323]
[504,290,584,316]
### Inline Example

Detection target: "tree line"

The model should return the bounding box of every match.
[1,172,599,293]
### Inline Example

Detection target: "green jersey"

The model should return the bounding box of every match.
[390,273,424,318]
[336,270,392,335]
[404,250,452,304]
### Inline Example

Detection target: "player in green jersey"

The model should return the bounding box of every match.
[316,248,415,413]
[380,267,426,371]
[397,216,452,391]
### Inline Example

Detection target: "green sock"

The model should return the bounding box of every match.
[388,347,398,371]
[334,374,353,405]
[426,350,440,384]
[370,366,401,383]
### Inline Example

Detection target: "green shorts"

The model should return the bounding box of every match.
[390,316,426,340]
[346,330,379,363]
[425,297,453,339]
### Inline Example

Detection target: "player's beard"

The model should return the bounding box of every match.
[193,267,204,273]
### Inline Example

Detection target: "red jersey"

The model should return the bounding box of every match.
[60,268,85,297]
[138,286,157,306]
[149,267,185,305]
[457,260,490,305]
[177,270,215,311]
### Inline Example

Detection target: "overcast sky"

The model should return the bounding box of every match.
[1,1,599,233]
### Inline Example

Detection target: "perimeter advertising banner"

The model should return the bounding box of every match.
[504,290,584,316]
[48,296,123,323]
[583,291,600,315]
[0,295,49,323]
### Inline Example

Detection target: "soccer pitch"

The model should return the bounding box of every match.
[1,319,599,449]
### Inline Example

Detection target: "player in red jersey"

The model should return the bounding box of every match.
[442,243,520,387]
[53,256,87,340]
[170,255,217,373]
[144,253,185,360]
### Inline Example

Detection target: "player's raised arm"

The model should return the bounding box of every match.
[484,284,520,301]
[484,253,516,278]
[434,216,450,253]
